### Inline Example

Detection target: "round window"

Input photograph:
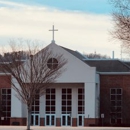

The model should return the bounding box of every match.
[47,58,58,69]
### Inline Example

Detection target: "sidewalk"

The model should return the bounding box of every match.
[0,126,129,130]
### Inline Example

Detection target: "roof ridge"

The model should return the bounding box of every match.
[60,46,87,61]
[119,60,130,70]
[60,46,75,53]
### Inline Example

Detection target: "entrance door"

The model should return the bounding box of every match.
[31,114,40,126]
[61,114,71,126]
[45,114,56,126]
[77,114,84,126]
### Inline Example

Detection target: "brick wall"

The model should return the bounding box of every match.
[100,75,130,126]
[56,118,61,126]
[10,117,26,125]
[84,118,98,126]
[40,118,44,126]
[0,75,11,88]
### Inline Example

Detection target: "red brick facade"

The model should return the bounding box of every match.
[72,118,77,126]
[84,118,98,126]
[56,118,61,126]
[10,118,26,125]
[0,75,11,125]
[0,75,11,88]
[9,117,98,126]
[40,118,44,126]
[100,74,130,126]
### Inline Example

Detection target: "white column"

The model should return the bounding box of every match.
[11,77,22,117]
[56,87,61,117]
[84,82,96,118]
[95,83,100,118]
[40,95,45,117]
[72,87,78,118]
[11,88,22,117]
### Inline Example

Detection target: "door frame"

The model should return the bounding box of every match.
[61,114,72,126]
[45,114,56,126]
[77,114,84,127]
[31,114,40,126]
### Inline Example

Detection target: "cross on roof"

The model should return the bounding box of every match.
[49,25,58,43]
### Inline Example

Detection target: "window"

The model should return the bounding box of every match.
[47,58,58,69]
[78,88,84,114]
[110,88,122,124]
[32,93,40,114]
[1,88,11,120]
[62,88,72,114]
[46,88,55,114]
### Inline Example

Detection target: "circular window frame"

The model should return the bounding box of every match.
[47,58,58,69]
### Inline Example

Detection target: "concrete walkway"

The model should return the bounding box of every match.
[0,126,129,130]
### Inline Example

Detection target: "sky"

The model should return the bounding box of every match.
[0,0,124,59]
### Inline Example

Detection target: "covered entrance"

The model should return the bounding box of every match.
[31,114,40,126]
[61,114,71,126]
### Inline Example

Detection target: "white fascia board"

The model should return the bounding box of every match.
[98,72,130,75]
[0,73,11,75]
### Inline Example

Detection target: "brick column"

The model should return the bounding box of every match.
[72,118,77,126]
[56,118,61,126]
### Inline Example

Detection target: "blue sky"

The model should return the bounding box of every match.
[1,0,112,14]
[0,0,123,58]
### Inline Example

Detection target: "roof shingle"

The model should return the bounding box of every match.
[85,60,130,72]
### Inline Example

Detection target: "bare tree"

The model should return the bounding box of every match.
[0,40,67,130]
[110,0,130,53]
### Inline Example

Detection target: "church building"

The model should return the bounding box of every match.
[0,27,130,126]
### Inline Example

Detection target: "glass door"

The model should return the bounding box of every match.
[31,114,40,126]
[45,114,56,126]
[61,114,71,126]
[77,114,84,126]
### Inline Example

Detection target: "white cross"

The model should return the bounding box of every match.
[49,25,58,43]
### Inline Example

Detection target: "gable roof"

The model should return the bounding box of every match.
[61,45,130,73]
[84,59,130,72]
